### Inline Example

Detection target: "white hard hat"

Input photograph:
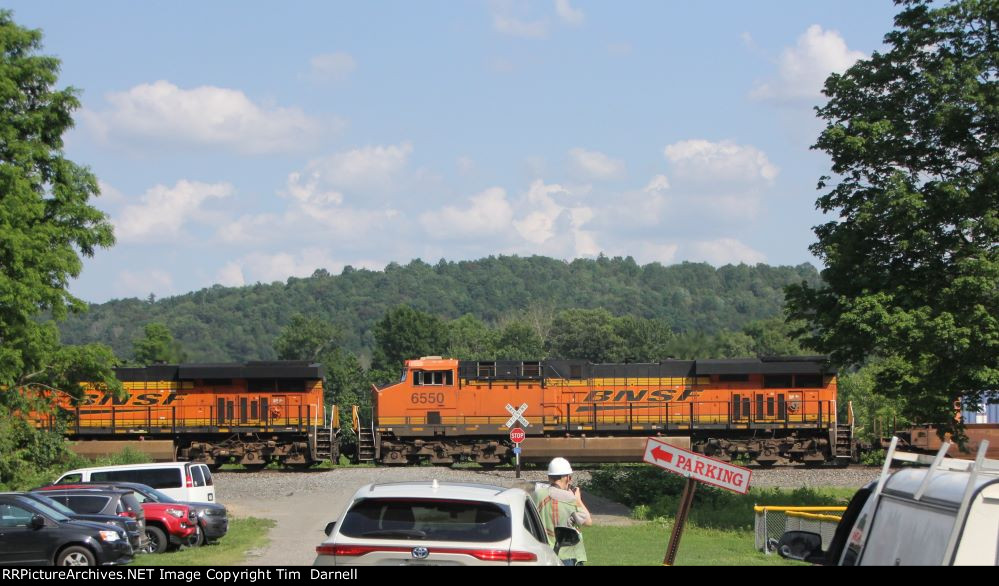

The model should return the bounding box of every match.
[548,457,573,476]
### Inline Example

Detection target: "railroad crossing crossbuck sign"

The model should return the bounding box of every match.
[505,403,529,428]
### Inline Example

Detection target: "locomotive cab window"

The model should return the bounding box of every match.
[414,370,453,386]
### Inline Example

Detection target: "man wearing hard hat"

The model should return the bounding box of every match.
[532,457,592,565]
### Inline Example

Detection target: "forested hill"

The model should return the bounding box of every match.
[59,256,821,362]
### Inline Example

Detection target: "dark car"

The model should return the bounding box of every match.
[37,485,196,553]
[71,482,227,546]
[33,488,146,539]
[19,491,144,552]
[0,493,132,566]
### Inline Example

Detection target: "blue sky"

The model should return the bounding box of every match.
[7,1,901,303]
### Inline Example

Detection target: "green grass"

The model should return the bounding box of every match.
[132,517,274,566]
[584,523,803,566]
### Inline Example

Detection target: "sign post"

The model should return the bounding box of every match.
[642,437,752,565]
[510,427,525,478]
[505,403,530,479]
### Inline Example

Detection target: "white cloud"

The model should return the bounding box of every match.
[114,180,233,243]
[634,243,680,265]
[420,188,514,240]
[751,25,866,102]
[97,180,126,205]
[223,249,386,285]
[688,238,767,266]
[512,180,598,257]
[644,174,670,193]
[568,147,626,181]
[310,52,357,82]
[85,81,324,154]
[115,269,174,298]
[490,0,548,39]
[238,249,339,283]
[664,139,778,185]
[215,262,246,287]
[297,142,414,193]
[554,0,584,26]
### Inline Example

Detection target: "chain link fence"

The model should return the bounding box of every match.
[754,506,846,554]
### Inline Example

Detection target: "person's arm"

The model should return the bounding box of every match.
[571,487,593,526]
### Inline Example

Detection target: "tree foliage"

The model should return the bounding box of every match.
[371,305,448,374]
[0,11,118,487]
[132,322,187,365]
[0,10,118,404]
[273,314,370,440]
[59,257,821,363]
[786,0,999,435]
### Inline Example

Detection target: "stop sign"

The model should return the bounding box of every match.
[510,427,526,444]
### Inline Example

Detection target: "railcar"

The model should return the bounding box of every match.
[365,356,852,466]
[34,361,340,468]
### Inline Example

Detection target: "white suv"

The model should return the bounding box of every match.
[313,481,573,566]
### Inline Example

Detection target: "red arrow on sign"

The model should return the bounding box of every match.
[651,446,673,464]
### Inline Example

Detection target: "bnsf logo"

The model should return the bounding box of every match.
[82,392,180,406]
[582,389,699,402]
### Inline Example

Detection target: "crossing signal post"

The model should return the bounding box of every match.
[510,427,525,478]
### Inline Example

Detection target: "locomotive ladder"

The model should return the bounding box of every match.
[833,401,856,465]
[356,412,377,464]
[314,427,336,463]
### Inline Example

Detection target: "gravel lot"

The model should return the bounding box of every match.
[215,465,882,566]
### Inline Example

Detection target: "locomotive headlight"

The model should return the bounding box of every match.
[166,508,185,518]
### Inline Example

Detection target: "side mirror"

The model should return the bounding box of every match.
[553,526,580,554]
[775,530,826,564]
[324,522,336,537]
[30,515,46,530]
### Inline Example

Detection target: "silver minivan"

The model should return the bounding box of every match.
[54,463,216,503]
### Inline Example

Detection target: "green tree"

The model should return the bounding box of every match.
[273,315,370,440]
[742,318,806,357]
[494,321,544,359]
[837,361,911,443]
[132,323,187,365]
[0,11,119,488]
[274,314,341,362]
[786,0,999,437]
[371,305,447,376]
[613,316,673,362]
[445,314,497,360]
[547,308,624,362]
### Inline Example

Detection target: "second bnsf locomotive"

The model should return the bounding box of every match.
[37,361,339,468]
[367,356,852,466]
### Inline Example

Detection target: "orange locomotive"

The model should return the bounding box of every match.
[369,356,851,466]
[35,362,339,468]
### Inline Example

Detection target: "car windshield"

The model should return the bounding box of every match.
[339,498,511,543]
[17,496,70,522]
[26,493,77,517]
[130,485,177,504]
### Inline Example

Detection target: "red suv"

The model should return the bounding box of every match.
[37,486,197,553]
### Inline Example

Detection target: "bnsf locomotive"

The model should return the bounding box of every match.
[367,356,853,466]
[35,362,340,468]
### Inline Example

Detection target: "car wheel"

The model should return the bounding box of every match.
[57,546,96,566]
[145,526,169,554]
